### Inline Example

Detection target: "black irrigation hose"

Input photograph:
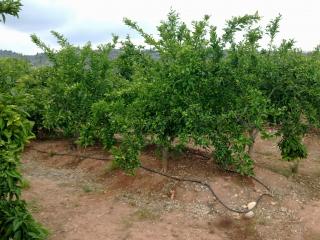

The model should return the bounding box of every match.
[28,147,273,214]
[187,150,272,192]
[140,166,272,214]
[224,168,271,192]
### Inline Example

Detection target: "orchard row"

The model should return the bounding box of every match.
[3,11,320,177]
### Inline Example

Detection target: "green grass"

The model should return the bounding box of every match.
[104,160,120,173]
[132,208,159,221]
[20,178,31,189]
[82,184,94,193]
[27,199,42,213]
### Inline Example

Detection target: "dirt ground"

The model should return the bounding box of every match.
[21,134,320,240]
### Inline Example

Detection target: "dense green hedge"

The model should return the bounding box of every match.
[0,10,311,178]
[1,4,319,238]
[0,95,48,239]
[26,11,320,176]
[0,1,48,239]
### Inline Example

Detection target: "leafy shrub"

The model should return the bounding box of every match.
[260,40,320,164]
[0,96,48,239]
[112,10,273,175]
[28,10,320,176]
[0,58,31,92]
[111,10,320,175]
[31,32,118,136]
[0,200,48,240]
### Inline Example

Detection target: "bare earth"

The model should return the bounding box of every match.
[21,134,320,240]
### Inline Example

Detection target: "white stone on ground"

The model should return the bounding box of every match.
[244,211,255,218]
[247,201,256,210]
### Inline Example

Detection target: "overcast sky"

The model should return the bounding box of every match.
[0,0,319,54]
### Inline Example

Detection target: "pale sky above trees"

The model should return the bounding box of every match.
[1,0,319,54]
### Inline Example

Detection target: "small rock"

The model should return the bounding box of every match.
[280,207,287,212]
[233,213,241,219]
[244,211,255,218]
[241,204,247,209]
[170,190,175,200]
[247,201,256,210]
[271,201,277,205]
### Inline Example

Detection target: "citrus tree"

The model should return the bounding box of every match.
[0,1,48,238]
[78,36,153,151]
[28,10,320,176]
[16,66,52,134]
[259,39,320,172]
[106,11,272,175]
[0,95,48,239]
[0,58,31,92]
[31,32,118,136]
[110,11,319,175]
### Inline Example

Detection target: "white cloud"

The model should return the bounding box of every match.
[0,0,319,54]
[5,0,72,31]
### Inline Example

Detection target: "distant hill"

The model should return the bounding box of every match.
[0,49,159,67]
[0,50,50,66]
[0,49,123,66]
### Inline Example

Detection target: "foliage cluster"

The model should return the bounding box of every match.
[0,1,48,238]
[1,5,319,239]
[3,10,320,178]
[0,0,21,23]
[0,95,48,239]
[30,32,120,136]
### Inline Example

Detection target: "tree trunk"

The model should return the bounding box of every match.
[162,146,169,172]
[291,159,300,174]
[248,128,259,157]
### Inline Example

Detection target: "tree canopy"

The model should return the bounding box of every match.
[0,0,22,23]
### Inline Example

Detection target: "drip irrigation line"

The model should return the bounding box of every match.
[186,149,272,191]
[140,166,272,214]
[224,168,271,192]
[28,146,273,214]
